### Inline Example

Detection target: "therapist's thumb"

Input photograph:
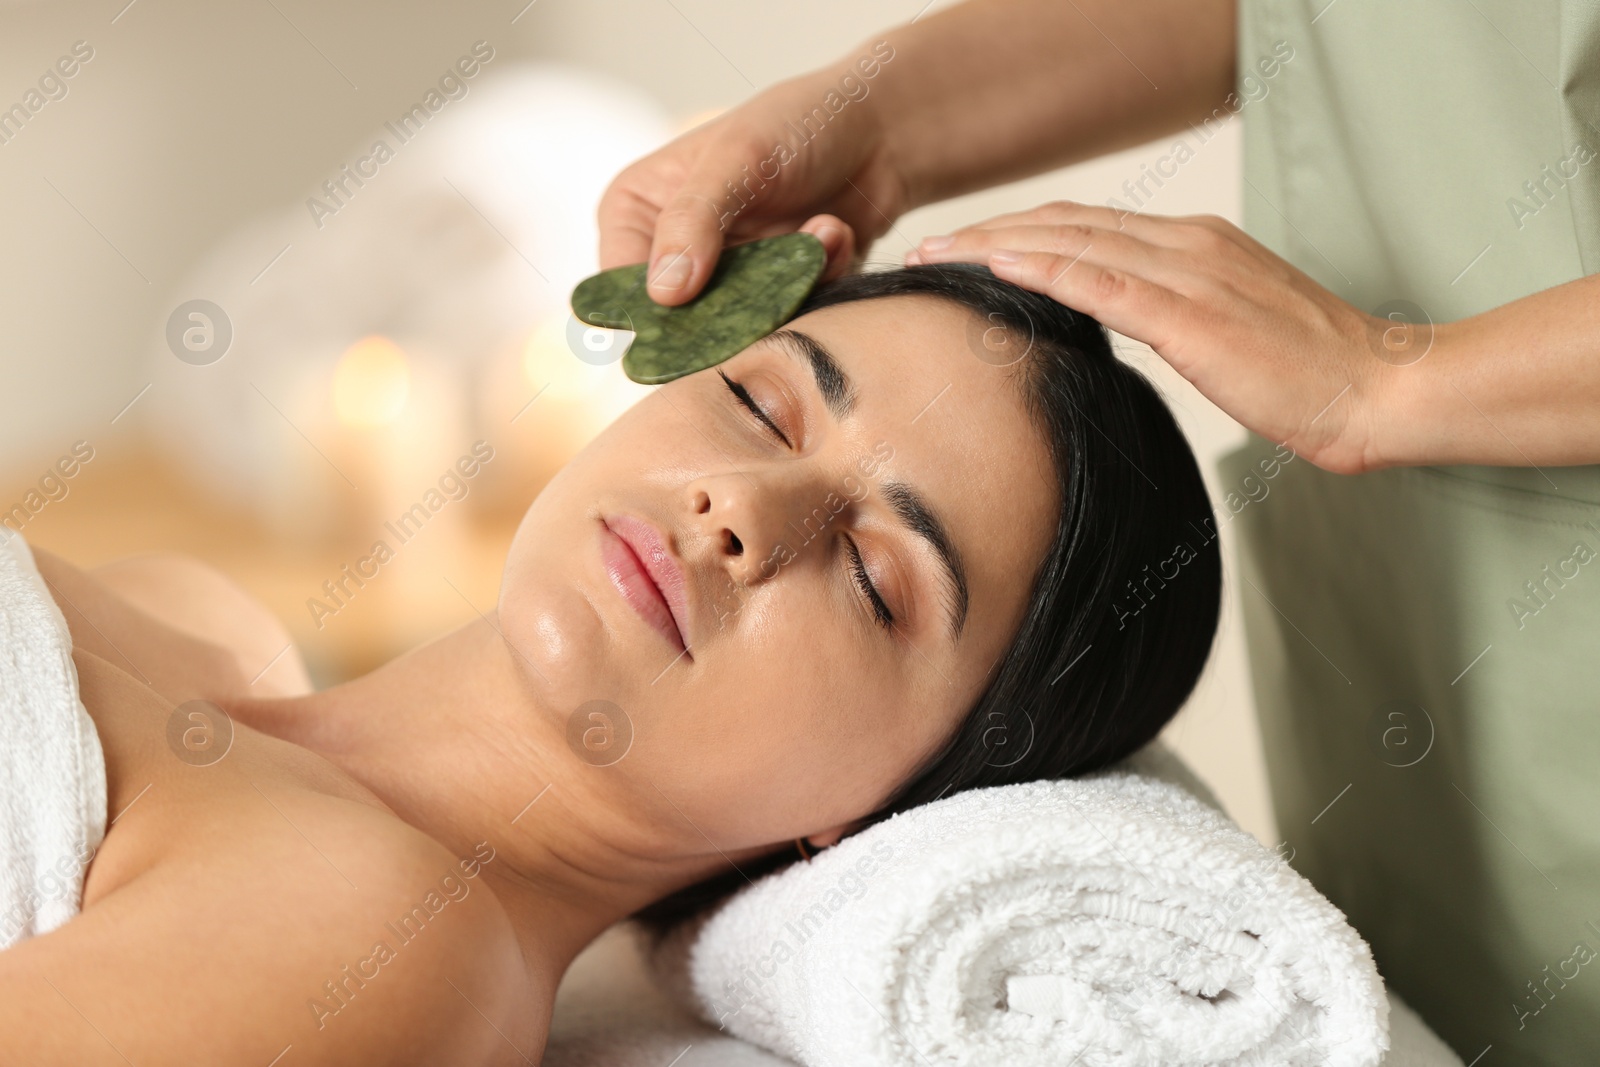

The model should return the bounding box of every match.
[644,178,730,306]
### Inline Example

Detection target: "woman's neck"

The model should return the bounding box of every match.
[224,617,730,974]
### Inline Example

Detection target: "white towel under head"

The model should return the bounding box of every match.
[646,742,1464,1067]
[0,532,108,951]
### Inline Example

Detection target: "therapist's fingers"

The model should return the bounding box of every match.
[984,249,1193,353]
[641,151,747,304]
[906,223,1187,289]
[597,194,660,274]
[931,201,1206,249]
[597,117,720,275]
[625,119,805,306]
[611,142,868,305]
[921,203,1263,268]
[797,214,859,283]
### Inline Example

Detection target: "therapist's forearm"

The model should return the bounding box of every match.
[858,0,1236,210]
[1380,273,1600,468]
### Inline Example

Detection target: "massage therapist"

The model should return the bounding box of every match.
[595,1,1600,1062]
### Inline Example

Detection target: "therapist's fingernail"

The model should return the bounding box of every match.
[919,234,954,251]
[990,249,1023,266]
[650,249,693,291]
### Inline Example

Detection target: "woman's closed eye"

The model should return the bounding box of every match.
[718,369,790,448]
[846,535,895,631]
[717,368,894,633]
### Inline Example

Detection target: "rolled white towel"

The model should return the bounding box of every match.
[0,532,107,951]
[645,744,1462,1067]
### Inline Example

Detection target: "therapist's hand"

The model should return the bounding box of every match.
[906,202,1394,475]
[597,0,1239,306]
[597,66,905,305]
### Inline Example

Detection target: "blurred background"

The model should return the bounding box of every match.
[0,0,1274,843]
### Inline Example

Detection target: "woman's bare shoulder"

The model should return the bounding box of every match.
[0,791,544,1066]
[87,550,312,696]
[28,545,309,698]
[6,549,549,1062]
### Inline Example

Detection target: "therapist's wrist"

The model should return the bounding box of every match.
[831,33,934,213]
[1364,317,1475,470]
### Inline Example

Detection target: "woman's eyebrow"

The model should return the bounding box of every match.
[767,328,856,422]
[766,327,969,643]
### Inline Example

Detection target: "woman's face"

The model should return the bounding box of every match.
[499,293,1057,852]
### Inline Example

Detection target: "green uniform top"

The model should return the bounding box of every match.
[1228,2,1600,1064]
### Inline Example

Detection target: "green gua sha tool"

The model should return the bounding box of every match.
[571,232,827,384]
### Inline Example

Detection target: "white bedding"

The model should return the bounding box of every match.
[546,923,1462,1067]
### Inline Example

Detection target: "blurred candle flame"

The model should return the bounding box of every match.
[333,335,411,427]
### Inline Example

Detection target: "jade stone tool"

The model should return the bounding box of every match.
[570,232,827,384]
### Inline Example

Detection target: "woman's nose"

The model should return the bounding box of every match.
[689,469,840,587]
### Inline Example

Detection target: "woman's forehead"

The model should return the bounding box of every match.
[782,295,1042,458]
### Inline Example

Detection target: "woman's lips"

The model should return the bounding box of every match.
[600,514,691,656]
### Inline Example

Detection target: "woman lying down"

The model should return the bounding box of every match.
[0,260,1220,1064]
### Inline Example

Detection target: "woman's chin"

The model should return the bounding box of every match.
[496,579,601,695]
